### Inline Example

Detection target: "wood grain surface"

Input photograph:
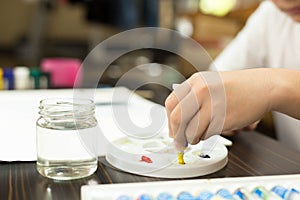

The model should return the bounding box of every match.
[1,131,300,200]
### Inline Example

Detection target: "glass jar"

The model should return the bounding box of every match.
[36,98,98,180]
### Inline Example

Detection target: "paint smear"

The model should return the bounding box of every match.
[141,155,153,163]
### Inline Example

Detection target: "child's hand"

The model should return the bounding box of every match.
[165,69,272,145]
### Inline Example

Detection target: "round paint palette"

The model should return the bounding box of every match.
[105,135,228,178]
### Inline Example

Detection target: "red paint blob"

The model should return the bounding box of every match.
[141,155,153,163]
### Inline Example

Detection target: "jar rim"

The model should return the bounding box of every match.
[39,98,95,117]
[39,98,94,106]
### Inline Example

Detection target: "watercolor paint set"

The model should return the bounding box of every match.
[81,174,300,200]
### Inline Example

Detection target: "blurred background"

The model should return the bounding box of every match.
[0,0,259,88]
[0,0,274,136]
[1,0,275,136]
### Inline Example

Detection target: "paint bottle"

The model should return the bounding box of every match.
[40,71,51,89]
[14,66,31,89]
[0,68,3,90]
[29,68,41,89]
[3,68,14,90]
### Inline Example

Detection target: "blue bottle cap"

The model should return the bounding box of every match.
[137,194,153,200]
[216,189,235,199]
[157,192,175,200]
[116,195,133,200]
[197,191,214,200]
[235,188,253,200]
[272,186,289,199]
[177,191,195,200]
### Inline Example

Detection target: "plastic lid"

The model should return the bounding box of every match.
[14,66,30,77]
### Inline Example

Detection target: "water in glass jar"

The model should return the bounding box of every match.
[36,125,99,180]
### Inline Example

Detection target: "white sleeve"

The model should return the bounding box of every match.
[210,1,273,71]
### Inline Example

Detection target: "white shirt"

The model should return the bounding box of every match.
[210,1,300,151]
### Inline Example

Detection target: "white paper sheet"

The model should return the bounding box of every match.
[0,87,168,161]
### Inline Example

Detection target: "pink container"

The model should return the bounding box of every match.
[41,58,82,88]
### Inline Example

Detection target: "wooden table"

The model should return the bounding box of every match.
[1,131,300,200]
